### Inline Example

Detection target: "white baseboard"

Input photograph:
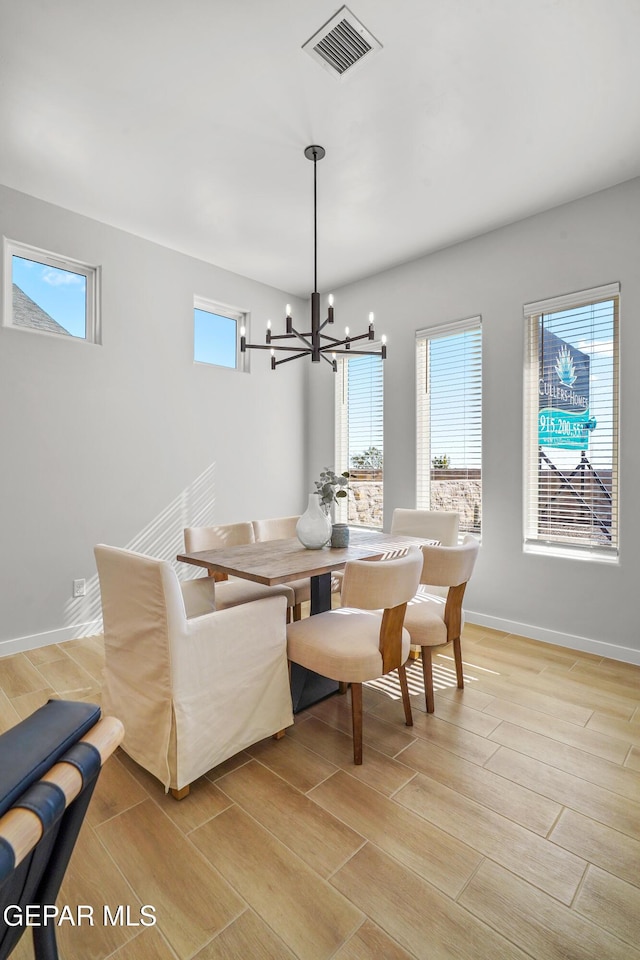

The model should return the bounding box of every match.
[466,610,640,666]
[3,612,639,668]
[0,620,103,659]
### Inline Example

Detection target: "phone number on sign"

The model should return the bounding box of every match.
[539,414,586,438]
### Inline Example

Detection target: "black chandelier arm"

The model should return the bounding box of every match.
[320,351,337,371]
[273,350,310,367]
[268,332,311,342]
[350,330,375,344]
[271,344,316,354]
[243,342,310,354]
[325,347,387,358]
[319,331,374,349]
[289,329,315,351]
[272,325,334,341]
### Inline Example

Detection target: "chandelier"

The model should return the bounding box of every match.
[240,144,387,371]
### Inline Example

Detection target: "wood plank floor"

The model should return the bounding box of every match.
[2,625,639,960]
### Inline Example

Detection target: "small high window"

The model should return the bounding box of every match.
[194,297,246,370]
[3,238,100,342]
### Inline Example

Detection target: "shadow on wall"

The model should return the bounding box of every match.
[62,463,218,637]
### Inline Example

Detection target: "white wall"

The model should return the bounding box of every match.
[0,185,307,653]
[308,178,640,663]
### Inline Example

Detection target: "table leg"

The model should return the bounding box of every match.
[291,571,339,713]
[310,571,332,615]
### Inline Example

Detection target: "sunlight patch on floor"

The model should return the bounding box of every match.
[365,657,481,700]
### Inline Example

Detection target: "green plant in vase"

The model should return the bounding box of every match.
[314,468,350,547]
[314,468,349,512]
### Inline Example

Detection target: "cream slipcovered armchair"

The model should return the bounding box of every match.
[403,536,480,713]
[95,545,293,799]
[287,547,422,764]
[184,522,295,616]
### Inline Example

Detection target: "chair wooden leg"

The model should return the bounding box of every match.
[397,664,413,727]
[273,729,285,740]
[170,785,190,801]
[453,636,464,689]
[293,603,302,622]
[350,682,363,765]
[421,647,435,713]
[338,681,348,695]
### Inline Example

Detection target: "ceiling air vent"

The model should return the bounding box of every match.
[302,6,382,79]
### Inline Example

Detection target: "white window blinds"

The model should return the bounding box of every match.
[416,318,482,534]
[335,354,384,527]
[523,283,619,557]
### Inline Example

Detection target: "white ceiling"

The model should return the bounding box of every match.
[1,0,640,298]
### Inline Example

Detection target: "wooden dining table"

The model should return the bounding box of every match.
[177,528,435,711]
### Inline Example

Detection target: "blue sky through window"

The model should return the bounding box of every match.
[12,256,87,338]
[428,329,482,469]
[347,354,383,465]
[194,309,237,368]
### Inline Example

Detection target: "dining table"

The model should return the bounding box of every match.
[177,528,436,712]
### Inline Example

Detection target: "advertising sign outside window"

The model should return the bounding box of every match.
[538,328,592,450]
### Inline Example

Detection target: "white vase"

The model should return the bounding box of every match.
[296,494,332,549]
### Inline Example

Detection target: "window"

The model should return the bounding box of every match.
[335,354,384,528]
[523,283,619,558]
[194,297,246,370]
[416,318,482,535]
[3,238,100,342]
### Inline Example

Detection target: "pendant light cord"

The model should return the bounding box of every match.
[313,149,318,294]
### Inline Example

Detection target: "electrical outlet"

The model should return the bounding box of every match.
[73,579,86,598]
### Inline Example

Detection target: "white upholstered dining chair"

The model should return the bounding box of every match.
[287,547,423,764]
[184,522,296,614]
[390,508,462,664]
[391,508,460,547]
[252,515,309,620]
[252,515,342,618]
[403,535,480,713]
[95,544,293,799]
